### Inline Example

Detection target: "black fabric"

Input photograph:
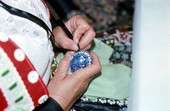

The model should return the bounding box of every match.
[33,97,63,111]
[47,0,78,20]
[71,100,127,111]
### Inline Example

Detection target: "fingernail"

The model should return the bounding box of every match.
[71,44,78,51]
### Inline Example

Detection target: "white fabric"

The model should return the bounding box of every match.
[0,0,54,84]
[128,0,170,110]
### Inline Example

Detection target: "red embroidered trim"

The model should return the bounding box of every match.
[0,37,49,107]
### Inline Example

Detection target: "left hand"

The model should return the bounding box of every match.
[53,15,96,51]
[47,51,101,111]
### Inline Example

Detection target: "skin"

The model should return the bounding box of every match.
[48,52,101,110]
[53,15,95,51]
[48,15,101,110]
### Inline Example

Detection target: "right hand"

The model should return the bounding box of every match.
[53,15,96,51]
[47,51,101,111]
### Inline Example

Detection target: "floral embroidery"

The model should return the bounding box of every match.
[96,29,132,68]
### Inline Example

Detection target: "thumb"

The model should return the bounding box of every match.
[55,52,72,78]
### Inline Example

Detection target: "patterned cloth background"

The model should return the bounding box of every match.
[68,0,134,32]
[96,28,133,68]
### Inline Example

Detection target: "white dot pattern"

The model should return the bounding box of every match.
[38,95,48,104]
[14,49,25,61]
[28,71,39,83]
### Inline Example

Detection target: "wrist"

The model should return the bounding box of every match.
[50,95,73,111]
[33,97,63,111]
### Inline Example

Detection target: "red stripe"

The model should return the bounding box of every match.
[0,89,8,110]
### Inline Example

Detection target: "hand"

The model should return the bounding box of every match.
[47,52,101,111]
[53,15,96,51]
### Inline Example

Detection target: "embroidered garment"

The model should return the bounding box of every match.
[0,0,54,111]
[0,33,49,111]
[0,0,54,84]
[96,28,133,68]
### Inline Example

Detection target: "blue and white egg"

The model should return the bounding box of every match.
[69,50,92,73]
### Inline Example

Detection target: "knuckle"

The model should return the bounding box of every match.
[60,58,67,64]
[58,70,65,75]
[82,24,90,30]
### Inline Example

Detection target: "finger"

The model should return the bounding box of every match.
[55,52,72,78]
[74,52,101,81]
[65,15,95,49]
[53,26,79,51]
[72,22,90,44]
[81,43,91,50]
[78,26,95,49]
[64,15,88,43]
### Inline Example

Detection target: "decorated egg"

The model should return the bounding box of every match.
[69,50,92,73]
